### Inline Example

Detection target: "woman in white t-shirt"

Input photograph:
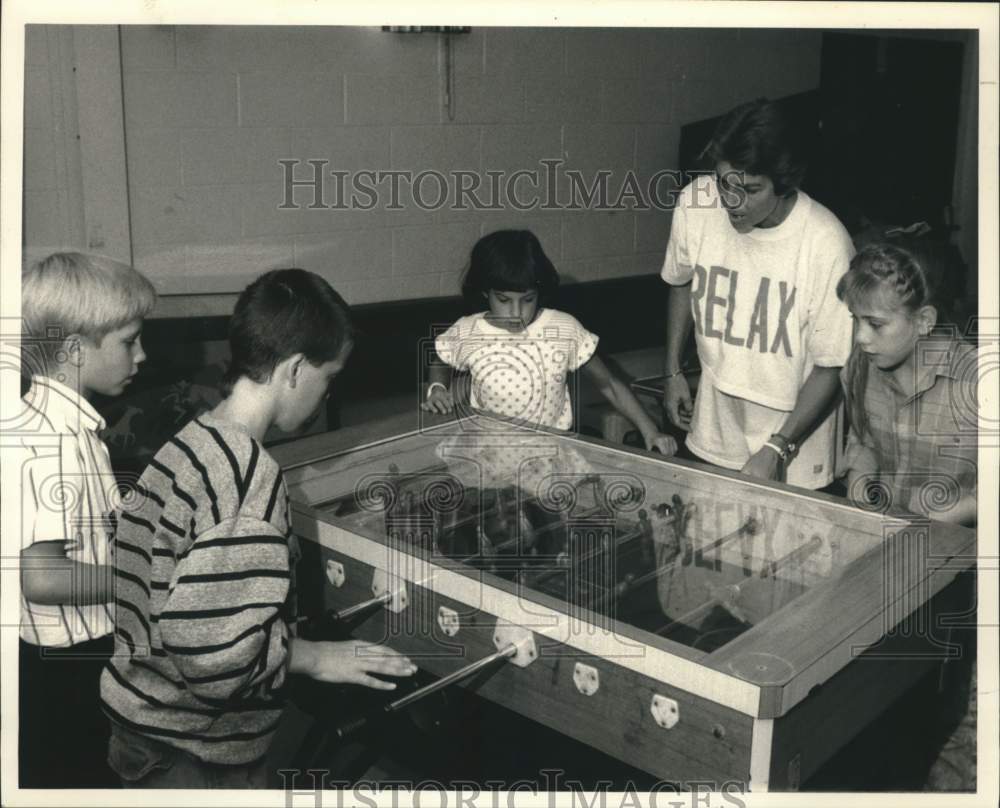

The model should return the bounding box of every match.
[425,229,677,454]
[662,98,854,489]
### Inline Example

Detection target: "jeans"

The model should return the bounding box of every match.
[107,722,269,788]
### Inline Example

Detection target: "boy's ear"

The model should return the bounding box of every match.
[279,353,306,389]
[60,334,85,368]
[916,305,938,336]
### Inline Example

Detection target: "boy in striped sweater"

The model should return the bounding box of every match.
[100,269,416,788]
[18,252,157,787]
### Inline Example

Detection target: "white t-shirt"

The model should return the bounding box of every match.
[435,308,598,430]
[661,176,854,488]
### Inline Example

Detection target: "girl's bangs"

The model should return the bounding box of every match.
[486,264,536,292]
[841,268,902,313]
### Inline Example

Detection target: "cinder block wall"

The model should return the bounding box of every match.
[24,26,823,303]
[23,27,84,252]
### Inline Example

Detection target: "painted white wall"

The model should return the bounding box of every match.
[24,25,825,303]
[23,25,86,263]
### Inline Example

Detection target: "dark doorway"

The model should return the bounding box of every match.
[814,31,967,236]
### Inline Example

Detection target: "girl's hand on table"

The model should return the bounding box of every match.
[421,388,454,414]
[646,432,679,456]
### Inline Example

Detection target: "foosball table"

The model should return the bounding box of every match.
[271,410,977,791]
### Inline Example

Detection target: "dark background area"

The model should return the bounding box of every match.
[680,31,968,239]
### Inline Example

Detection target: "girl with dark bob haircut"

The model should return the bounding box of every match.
[426,229,677,455]
[460,229,560,304]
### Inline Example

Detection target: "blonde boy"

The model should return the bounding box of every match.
[18,252,156,787]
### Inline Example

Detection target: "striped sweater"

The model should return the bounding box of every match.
[100,414,295,765]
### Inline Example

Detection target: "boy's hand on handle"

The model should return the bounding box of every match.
[299,639,417,690]
[645,432,678,456]
[421,387,454,414]
[741,447,782,482]
[663,374,693,431]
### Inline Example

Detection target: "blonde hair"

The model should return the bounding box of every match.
[22,252,157,344]
[836,239,959,440]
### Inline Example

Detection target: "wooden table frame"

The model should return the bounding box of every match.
[272,410,977,791]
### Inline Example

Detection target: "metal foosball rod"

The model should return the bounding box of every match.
[521,485,648,587]
[584,511,761,612]
[759,534,823,579]
[527,524,644,589]
[388,643,517,711]
[331,643,519,741]
[578,510,683,611]
[468,530,522,559]
[295,590,398,633]
[653,534,824,635]
[697,515,760,558]
[468,475,622,571]
[658,512,754,570]
[328,591,393,622]
[465,509,595,564]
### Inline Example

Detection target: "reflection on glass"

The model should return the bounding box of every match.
[287,417,880,654]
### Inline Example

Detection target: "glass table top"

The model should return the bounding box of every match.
[286,416,883,654]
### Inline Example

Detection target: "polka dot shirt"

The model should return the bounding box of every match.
[435,308,599,430]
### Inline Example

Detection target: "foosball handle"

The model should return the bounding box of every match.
[329,643,519,742]
[329,592,393,622]
[332,713,371,741]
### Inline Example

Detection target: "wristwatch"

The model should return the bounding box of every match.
[762,432,796,462]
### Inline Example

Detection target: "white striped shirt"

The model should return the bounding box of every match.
[19,375,117,647]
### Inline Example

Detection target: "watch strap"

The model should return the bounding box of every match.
[765,432,796,461]
[762,440,789,461]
